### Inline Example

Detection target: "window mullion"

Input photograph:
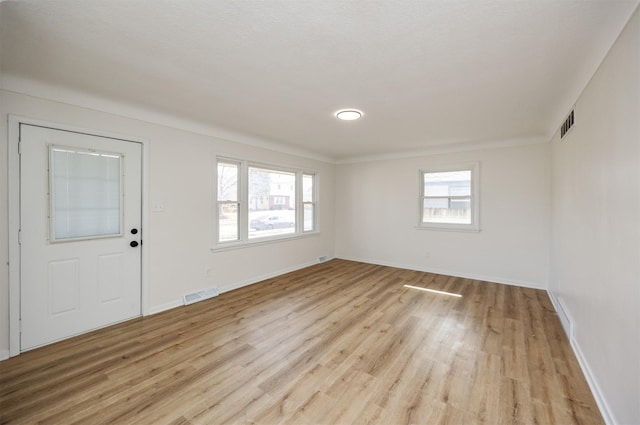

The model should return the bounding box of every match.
[239,160,249,241]
[296,171,302,233]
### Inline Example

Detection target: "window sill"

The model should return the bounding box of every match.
[211,231,320,252]
[415,224,480,233]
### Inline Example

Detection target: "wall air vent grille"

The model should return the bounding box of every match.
[560,108,575,139]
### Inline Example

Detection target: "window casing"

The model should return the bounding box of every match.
[215,157,317,247]
[419,162,479,232]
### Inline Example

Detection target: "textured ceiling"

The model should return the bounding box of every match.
[1,0,638,161]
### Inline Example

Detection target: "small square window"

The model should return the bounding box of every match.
[419,163,479,232]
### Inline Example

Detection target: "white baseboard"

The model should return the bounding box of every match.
[0,349,9,361]
[148,299,183,315]
[547,289,617,425]
[335,255,546,290]
[546,290,574,340]
[146,258,331,316]
[547,289,561,313]
[219,259,328,294]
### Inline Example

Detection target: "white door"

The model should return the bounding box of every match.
[20,124,142,351]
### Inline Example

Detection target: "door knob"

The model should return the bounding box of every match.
[130,241,139,248]
[131,228,138,235]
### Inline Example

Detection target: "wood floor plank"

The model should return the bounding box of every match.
[0,259,603,424]
[498,376,535,425]
[318,369,378,425]
[502,317,529,382]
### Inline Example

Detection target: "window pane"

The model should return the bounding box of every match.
[304,204,314,232]
[424,170,471,197]
[248,167,296,239]
[51,147,122,240]
[218,203,238,242]
[303,174,314,202]
[217,162,238,201]
[423,197,471,224]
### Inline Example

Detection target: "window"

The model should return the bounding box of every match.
[217,160,240,242]
[215,157,317,247]
[419,162,479,231]
[303,173,315,232]
[248,166,295,239]
[50,146,123,241]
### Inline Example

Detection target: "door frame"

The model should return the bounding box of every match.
[8,115,150,357]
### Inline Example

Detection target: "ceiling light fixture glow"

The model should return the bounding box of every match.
[336,109,362,121]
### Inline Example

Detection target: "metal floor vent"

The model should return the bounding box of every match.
[183,287,219,305]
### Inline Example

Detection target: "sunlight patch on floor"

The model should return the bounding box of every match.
[404,284,462,298]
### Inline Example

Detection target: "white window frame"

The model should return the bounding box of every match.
[214,156,318,250]
[417,162,480,232]
[216,159,241,243]
[302,172,317,233]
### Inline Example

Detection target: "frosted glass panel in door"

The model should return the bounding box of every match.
[50,146,123,241]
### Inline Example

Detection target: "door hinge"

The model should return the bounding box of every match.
[18,141,22,155]
[18,229,22,245]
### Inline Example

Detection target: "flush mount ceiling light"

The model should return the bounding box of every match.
[336,109,362,121]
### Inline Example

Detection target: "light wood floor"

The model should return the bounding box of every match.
[0,259,603,425]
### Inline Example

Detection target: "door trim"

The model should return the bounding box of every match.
[8,115,150,357]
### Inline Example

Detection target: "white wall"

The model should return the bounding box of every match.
[550,7,640,425]
[335,142,550,288]
[0,95,6,358]
[0,90,335,356]
[1,9,638,424]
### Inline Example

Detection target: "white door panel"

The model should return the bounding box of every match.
[20,124,142,351]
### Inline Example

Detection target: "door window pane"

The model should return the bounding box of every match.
[50,146,123,241]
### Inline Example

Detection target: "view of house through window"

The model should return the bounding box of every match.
[423,170,471,223]
[248,167,296,239]
[420,163,479,231]
[216,158,316,246]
